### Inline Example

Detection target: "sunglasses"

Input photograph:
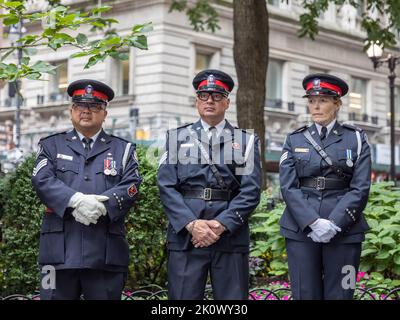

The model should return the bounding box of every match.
[197,92,227,102]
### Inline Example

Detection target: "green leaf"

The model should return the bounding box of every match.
[31,61,57,74]
[70,51,91,59]
[381,236,396,245]
[92,6,112,15]
[102,37,121,47]
[21,57,30,65]
[375,252,390,260]
[127,35,148,50]
[5,1,23,9]
[4,15,19,26]
[22,48,38,56]
[361,248,377,257]
[26,72,41,80]
[76,33,88,45]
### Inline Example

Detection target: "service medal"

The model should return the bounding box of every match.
[104,158,111,175]
[346,149,353,167]
[346,159,353,167]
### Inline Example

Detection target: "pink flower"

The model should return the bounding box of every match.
[282,295,289,300]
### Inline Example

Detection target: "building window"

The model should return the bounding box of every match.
[195,52,212,75]
[266,59,283,108]
[349,77,367,119]
[114,53,131,96]
[48,60,68,102]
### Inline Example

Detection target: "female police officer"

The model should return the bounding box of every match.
[279,73,371,300]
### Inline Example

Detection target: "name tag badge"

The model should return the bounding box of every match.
[294,148,309,153]
[181,143,194,148]
[57,153,73,161]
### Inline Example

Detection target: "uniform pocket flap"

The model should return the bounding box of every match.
[41,214,64,233]
[56,161,80,173]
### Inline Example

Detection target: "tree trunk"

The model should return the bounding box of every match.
[233,0,269,188]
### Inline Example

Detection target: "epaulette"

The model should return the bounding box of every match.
[290,125,308,135]
[169,123,193,133]
[342,123,362,132]
[109,134,131,144]
[177,123,193,130]
[39,131,67,142]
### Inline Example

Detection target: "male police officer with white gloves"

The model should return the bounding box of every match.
[32,79,141,300]
[158,69,262,300]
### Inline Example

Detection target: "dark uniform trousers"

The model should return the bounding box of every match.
[40,269,126,300]
[286,239,361,300]
[32,129,141,300]
[158,120,262,300]
[279,121,371,300]
[168,249,249,300]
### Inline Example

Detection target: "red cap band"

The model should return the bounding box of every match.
[198,79,230,92]
[73,89,109,101]
[306,81,342,96]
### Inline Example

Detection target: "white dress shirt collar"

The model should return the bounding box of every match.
[200,118,226,138]
[75,128,102,148]
[315,119,336,136]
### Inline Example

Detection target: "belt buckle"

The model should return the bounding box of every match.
[316,177,326,191]
[203,188,212,200]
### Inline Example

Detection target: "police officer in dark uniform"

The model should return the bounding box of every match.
[279,73,371,300]
[32,79,142,300]
[157,69,262,300]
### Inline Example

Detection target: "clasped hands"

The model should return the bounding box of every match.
[186,219,226,248]
[69,192,109,226]
[307,218,341,243]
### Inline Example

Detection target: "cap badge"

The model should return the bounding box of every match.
[85,85,93,95]
[312,78,321,90]
[207,74,215,87]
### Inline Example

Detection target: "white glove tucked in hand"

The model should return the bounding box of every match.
[307,218,341,243]
[69,192,109,225]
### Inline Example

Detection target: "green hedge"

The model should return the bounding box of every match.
[0,146,168,296]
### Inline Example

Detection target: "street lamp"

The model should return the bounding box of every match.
[8,22,26,149]
[367,42,400,182]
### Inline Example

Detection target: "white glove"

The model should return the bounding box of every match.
[308,218,341,243]
[72,209,96,226]
[69,192,109,225]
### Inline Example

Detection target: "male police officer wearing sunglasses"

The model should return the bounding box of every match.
[32,79,142,300]
[158,69,262,299]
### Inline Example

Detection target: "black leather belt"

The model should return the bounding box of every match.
[300,177,349,190]
[181,188,231,201]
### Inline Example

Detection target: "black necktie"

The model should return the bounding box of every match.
[209,126,217,143]
[82,137,93,155]
[209,127,217,161]
[320,126,327,141]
